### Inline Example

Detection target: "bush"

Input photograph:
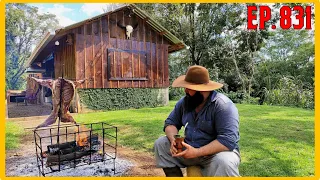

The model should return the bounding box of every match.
[224,91,244,103]
[264,77,314,109]
[78,88,167,110]
[169,87,185,100]
[243,96,260,104]
[224,91,260,104]
[169,87,260,105]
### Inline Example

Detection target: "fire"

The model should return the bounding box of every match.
[75,125,89,147]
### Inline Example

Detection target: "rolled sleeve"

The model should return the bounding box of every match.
[163,99,184,132]
[214,102,239,150]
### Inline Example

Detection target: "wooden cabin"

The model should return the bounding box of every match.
[26,4,186,111]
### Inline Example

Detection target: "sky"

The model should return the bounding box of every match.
[28,3,125,27]
[27,3,313,50]
[29,3,313,30]
[28,3,125,51]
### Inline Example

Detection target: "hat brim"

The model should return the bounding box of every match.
[172,75,223,91]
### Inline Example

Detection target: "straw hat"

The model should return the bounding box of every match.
[172,65,223,91]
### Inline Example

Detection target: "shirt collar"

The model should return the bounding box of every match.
[210,90,218,102]
[202,91,217,109]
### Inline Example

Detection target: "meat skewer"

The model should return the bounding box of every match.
[32,77,85,129]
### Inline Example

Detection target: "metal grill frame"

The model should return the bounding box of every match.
[33,122,117,177]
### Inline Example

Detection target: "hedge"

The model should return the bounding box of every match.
[77,88,167,110]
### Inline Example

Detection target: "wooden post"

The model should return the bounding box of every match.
[40,86,44,105]
[70,92,78,113]
[5,99,8,119]
[71,90,81,113]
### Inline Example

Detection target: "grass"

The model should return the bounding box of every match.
[237,104,314,177]
[5,101,314,176]
[5,121,25,150]
[73,101,314,177]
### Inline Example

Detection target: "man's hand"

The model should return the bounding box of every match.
[172,141,201,159]
[168,136,178,155]
[165,125,179,155]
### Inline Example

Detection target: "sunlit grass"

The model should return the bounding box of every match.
[74,101,314,176]
[5,122,25,150]
[5,101,314,176]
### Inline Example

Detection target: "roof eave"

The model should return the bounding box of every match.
[25,32,55,68]
[130,4,186,52]
[25,68,46,73]
[26,4,186,66]
[54,4,129,36]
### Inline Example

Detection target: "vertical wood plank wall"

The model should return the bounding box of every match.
[54,35,76,80]
[73,9,171,89]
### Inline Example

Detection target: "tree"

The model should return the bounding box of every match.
[5,3,59,90]
[253,28,314,107]
[138,3,314,107]
[256,29,314,90]
[137,3,246,66]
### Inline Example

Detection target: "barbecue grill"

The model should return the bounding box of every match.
[33,122,117,176]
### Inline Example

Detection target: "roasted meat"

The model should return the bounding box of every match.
[32,77,85,129]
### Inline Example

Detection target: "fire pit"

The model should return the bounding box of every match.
[33,122,117,177]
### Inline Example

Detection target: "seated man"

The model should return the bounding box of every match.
[154,65,240,177]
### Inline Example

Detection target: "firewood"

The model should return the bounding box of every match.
[46,151,92,166]
[46,134,99,154]
[47,141,76,154]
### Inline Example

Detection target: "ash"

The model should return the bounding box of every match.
[6,155,134,177]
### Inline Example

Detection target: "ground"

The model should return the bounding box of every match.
[6,103,166,177]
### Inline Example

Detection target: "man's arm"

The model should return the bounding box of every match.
[165,125,180,155]
[165,125,179,143]
[173,139,229,159]
[197,139,229,156]
[163,99,184,155]
[174,101,239,158]
[163,98,184,135]
[214,101,239,151]
[198,101,239,156]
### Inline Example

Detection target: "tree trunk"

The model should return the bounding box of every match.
[230,48,246,93]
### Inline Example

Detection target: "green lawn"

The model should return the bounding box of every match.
[74,101,314,177]
[5,101,314,176]
[236,104,314,176]
[5,121,25,150]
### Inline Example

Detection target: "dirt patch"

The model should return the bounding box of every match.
[116,146,164,176]
[8,102,52,118]
[6,110,165,177]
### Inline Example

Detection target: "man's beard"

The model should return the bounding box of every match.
[183,91,204,112]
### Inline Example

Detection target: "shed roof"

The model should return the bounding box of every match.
[25,64,46,73]
[26,4,186,67]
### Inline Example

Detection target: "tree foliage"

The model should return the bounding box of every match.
[5,3,59,90]
[137,4,245,64]
[138,3,314,108]
[254,29,314,108]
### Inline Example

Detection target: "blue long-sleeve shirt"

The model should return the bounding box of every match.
[164,91,240,152]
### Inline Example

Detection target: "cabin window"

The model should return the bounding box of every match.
[107,48,148,81]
